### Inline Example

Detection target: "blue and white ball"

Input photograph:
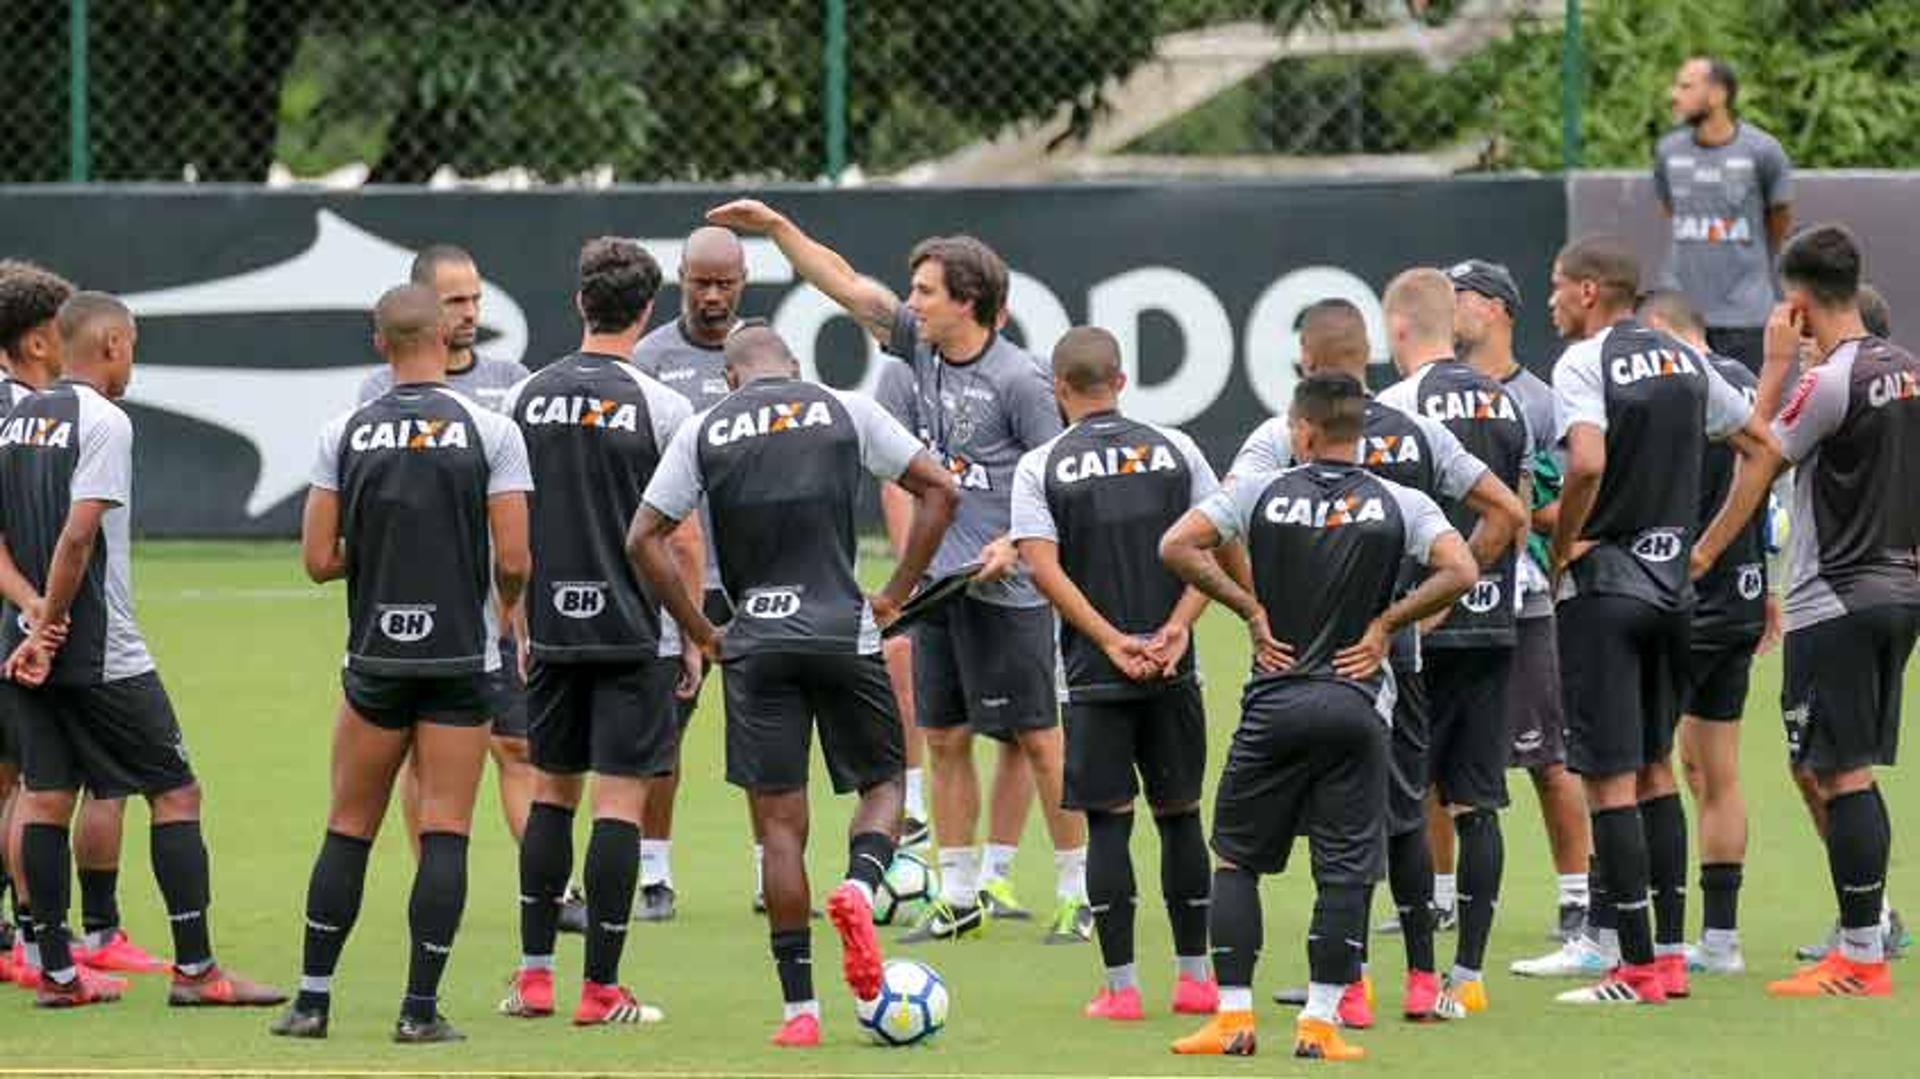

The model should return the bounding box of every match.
[871,850,934,926]
[855,959,949,1046]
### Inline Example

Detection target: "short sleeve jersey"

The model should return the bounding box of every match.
[1771,336,1920,631]
[881,307,1063,607]
[1007,411,1218,702]
[313,384,533,676]
[358,356,528,413]
[643,376,925,659]
[632,319,733,592]
[1552,319,1751,611]
[1654,123,1793,329]
[0,381,155,684]
[1691,352,1769,644]
[502,352,693,662]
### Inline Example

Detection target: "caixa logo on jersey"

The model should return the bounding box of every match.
[552,581,609,620]
[1460,578,1503,614]
[377,605,437,642]
[740,588,803,620]
[1631,529,1686,564]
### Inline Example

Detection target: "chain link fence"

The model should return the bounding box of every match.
[2,0,1915,186]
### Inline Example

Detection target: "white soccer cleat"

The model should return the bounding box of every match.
[1510,935,1613,978]
[1682,942,1745,974]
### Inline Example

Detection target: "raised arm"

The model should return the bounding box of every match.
[706,199,900,344]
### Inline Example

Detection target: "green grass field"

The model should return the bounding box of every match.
[1,540,1914,1077]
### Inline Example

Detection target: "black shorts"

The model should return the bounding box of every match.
[1387,666,1430,837]
[1211,679,1387,885]
[1705,325,1765,375]
[17,671,195,799]
[0,682,19,767]
[724,651,904,794]
[343,668,492,731]
[486,637,529,740]
[1062,683,1206,811]
[1782,605,1920,773]
[1683,637,1760,723]
[674,590,734,732]
[527,658,681,777]
[1506,615,1566,770]
[1557,594,1690,777]
[1426,647,1513,810]
[913,596,1057,740]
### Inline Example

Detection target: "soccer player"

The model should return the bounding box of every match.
[1635,288,1768,975]
[1237,298,1524,1024]
[0,292,284,1010]
[706,198,1091,944]
[1164,372,1477,1062]
[272,283,531,1042]
[496,238,695,1025]
[1694,225,1918,998]
[1450,259,1595,947]
[1542,235,1774,1005]
[1007,326,1223,1021]
[631,324,958,1047]
[628,226,743,921]
[1656,56,1794,373]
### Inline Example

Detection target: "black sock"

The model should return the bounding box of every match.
[1389,827,1436,973]
[300,831,372,1012]
[584,817,639,986]
[405,831,469,1021]
[846,830,893,895]
[1453,808,1503,973]
[1155,810,1210,961]
[1308,882,1368,986]
[1700,862,1742,933]
[1209,866,1261,989]
[151,821,213,967]
[1825,789,1889,931]
[1640,793,1687,948]
[518,802,574,961]
[1586,850,1615,936]
[78,867,120,938]
[21,823,73,976]
[771,928,812,1004]
[1593,806,1652,965]
[1085,809,1137,971]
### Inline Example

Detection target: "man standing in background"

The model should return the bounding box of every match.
[1655,56,1794,374]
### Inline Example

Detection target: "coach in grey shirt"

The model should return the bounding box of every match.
[356,245,527,410]
[1654,56,1793,374]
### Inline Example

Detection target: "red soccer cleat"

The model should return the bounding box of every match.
[1084,985,1145,1020]
[35,965,127,1009]
[826,881,885,1001]
[74,930,171,974]
[573,982,664,1026]
[1403,969,1441,1021]
[1338,978,1375,1029]
[1767,953,1893,998]
[500,967,555,1018]
[770,1012,821,1047]
[1656,952,1691,999]
[167,965,288,1007]
[1171,973,1219,1015]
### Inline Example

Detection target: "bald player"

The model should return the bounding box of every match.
[0,292,284,1010]
[275,284,531,1042]
[629,225,746,920]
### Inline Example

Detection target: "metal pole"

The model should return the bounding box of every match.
[823,0,847,182]
[69,0,90,182]
[1561,0,1583,170]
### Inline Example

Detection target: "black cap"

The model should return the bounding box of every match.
[1447,259,1521,316]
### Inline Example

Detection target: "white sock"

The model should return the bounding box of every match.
[1841,925,1885,964]
[1218,986,1254,1013]
[640,839,672,888]
[1655,942,1686,958]
[84,928,115,951]
[521,954,554,971]
[783,999,821,1021]
[982,842,1019,884]
[1558,873,1589,908]
[1301,982,1343,1023]
[1055,846,1088,902]
[938,847,981,907]
[1106,963,1138,991]
[754,844,765,898]
[1448,964,1481,984]
[1433,873,1457,911]
[1703,927,1740,952]
[44,965,76,985]
[298,974,331,995]
[24,941,40,969]
[1177,955,1210,980]
[178,958,214,978]
[1595,927,1621,961]
[905,768,927,821]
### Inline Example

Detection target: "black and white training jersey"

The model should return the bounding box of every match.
[643,375,926,660]
[503,352,693,663]
[632,319,734,592]
[1199,461,1455,721]
[358,356,528,413]
[313,383,533,677]
[1,378,33,412]
[0,381,154,685]
[1552,318,1751,611]
[1772,336,1920,631]
[1378,359,1531,649]
[1691,352,1768,645]
[1007,410,1218,702]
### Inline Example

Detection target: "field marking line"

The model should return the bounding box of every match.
[0,1071,1308,1079]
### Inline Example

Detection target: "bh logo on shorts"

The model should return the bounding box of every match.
[1631,529,1685,564]
[552,582,608,620]
[1460,578,1502,614]
[378,605,436,642]
[741,588,802,620]
[1737,564,1764,601]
